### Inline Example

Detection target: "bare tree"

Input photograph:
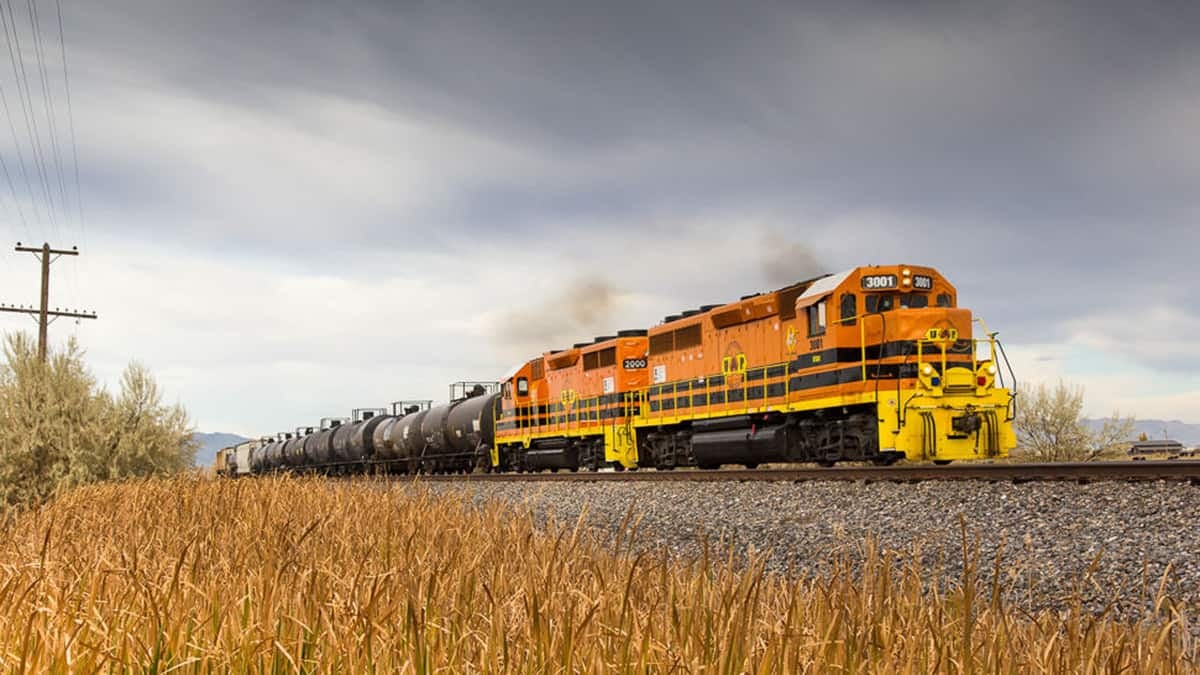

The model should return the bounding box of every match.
[1016,380,1135,461]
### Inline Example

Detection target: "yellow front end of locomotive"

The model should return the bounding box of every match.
[877,334,1016,462]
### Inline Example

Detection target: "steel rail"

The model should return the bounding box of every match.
[410,461,1200,484]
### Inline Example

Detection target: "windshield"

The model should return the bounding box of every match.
[867,293,929,312]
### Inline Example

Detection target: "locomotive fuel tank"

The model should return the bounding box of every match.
[689,416,788,467]
[445,392,500,453]
[523,438,580,469]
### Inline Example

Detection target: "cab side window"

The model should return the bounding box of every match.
[807,301,827,336]
[840,293,856,326]
[516,377,529,396]
[866,295,894,313]
[936,293,953,307]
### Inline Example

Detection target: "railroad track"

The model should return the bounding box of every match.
[414,461,1200,484]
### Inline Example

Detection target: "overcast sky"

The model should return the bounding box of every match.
[0,0,1196,435]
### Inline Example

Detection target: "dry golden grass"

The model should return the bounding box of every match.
[0,476,1194,673]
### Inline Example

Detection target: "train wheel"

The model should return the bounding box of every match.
[817,460,835,468]
[933,460,953,466]
[743,463,759,470]
[697,464,720,471]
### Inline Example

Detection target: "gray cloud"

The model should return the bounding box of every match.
[58,3,1200,236]
[1,0,1197,432]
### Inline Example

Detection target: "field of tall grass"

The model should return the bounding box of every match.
[0,476,1194,673]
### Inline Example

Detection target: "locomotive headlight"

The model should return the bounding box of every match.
[987,364,997,375]
[920,363,937,390]
[902,268,911,276]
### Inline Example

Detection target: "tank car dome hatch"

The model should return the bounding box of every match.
[617,329,648,337]
[592,335,616,343]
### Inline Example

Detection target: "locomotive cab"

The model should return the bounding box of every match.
[834,266,1016,462]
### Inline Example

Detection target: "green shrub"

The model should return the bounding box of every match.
[0,332,196,508]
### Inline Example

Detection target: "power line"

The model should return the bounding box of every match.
[26,0,68,236]
[24,0,74,305]
[0,140,28,237]
[0,72,28,237]
[0,241,96,361]
[0,41,38,231]
[0,1,87,332]
[52,0,78,232]
[0,0,56,233]
[0,0,50,231]
[51,0,82,312]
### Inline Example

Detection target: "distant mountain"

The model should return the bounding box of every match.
[192,432,250,468]
[1083,419,1200,447]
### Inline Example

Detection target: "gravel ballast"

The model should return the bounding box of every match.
[407,479,1200,618]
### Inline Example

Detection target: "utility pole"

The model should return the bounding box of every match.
[0,242,97,362]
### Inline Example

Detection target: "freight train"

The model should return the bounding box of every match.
[219,265,1016,477]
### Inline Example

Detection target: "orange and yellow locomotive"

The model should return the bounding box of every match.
[493,265,1015,470]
